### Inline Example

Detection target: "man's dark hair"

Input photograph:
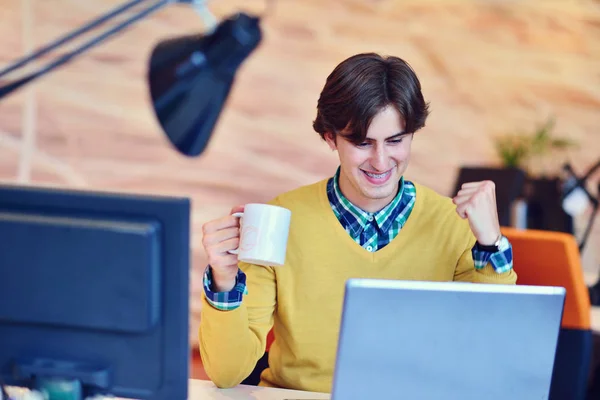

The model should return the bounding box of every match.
[313,53,430,144]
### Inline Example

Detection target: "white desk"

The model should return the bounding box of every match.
[189,379,330,400]
[6,380,330,400]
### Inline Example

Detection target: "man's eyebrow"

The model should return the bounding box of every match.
[363,132,408,142]
[386,132,409,140]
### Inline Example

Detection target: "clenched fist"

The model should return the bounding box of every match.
[452,181,501,246]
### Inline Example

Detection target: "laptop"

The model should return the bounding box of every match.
[331,279,566,400]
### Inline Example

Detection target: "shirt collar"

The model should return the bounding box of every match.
[328,167,405,234]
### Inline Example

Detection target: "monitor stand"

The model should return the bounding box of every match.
[9,357,110,400]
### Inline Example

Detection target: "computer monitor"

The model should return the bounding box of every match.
[0,183,191,400]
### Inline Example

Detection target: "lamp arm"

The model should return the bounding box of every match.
[0,0,151,79]
[0,0,176,99]
[577,158,600,251]
[578,194,599,252]
[581,159,600,182]
[563,160,600,204]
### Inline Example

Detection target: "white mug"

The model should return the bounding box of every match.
[228,203,292,267]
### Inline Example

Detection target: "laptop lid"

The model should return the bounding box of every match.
[331,279,565,400]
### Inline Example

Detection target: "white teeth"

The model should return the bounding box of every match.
[364,171,388,179]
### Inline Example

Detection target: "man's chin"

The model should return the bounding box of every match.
[362,185,397,201]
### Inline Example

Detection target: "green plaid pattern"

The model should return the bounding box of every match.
[473,238,513,273]
[203,267,248,311]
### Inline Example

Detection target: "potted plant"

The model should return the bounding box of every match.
[493,117,578,232]
[493,116,578,176]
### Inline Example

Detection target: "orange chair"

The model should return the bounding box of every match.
[240,330,274,386]
[502,227,592,400]
[266,329,275,351]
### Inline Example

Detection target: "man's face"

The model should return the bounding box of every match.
[325,106,413,213]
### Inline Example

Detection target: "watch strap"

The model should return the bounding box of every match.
[475,235,503,252]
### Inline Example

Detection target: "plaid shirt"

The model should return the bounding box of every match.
[203,170,513,310]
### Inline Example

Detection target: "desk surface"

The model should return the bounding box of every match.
[6,380,329,400]
[190,379,330,400]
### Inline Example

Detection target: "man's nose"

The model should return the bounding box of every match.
[370,145,389,171]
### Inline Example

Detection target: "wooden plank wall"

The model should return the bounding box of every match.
[1,0,599,343]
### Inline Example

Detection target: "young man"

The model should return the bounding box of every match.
[199,53,517,393]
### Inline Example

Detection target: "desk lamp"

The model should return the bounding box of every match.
[0,0,263,157]
[0,1,261,399]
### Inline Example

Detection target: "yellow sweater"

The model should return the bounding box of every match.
[199,179,517,393]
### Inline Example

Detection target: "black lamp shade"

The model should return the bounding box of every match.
[148,12,262,157]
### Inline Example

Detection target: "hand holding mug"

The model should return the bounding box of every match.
[201,205,245,292]
[202,203,292,293]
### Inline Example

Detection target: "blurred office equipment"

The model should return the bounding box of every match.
[561,160,600,252]
[0,0,262,157]
[502,227,592,400]
[0,184,191,400]
[522,176,574,233]
[561,160,600,306]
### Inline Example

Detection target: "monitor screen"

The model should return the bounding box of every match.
[0,183,190,400]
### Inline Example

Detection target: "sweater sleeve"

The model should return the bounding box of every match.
[198,260,277,388]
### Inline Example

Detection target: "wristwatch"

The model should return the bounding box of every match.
[475,235,508,253]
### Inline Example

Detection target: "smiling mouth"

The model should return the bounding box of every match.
[363,170,390,179]
[360,167,395,183]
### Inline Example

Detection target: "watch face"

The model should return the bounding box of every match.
[498,235,510,252]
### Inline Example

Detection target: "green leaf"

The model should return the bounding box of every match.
[550,138,578,149]
[492,115,577,173]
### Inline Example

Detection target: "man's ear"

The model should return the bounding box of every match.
[324,132,337,151]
